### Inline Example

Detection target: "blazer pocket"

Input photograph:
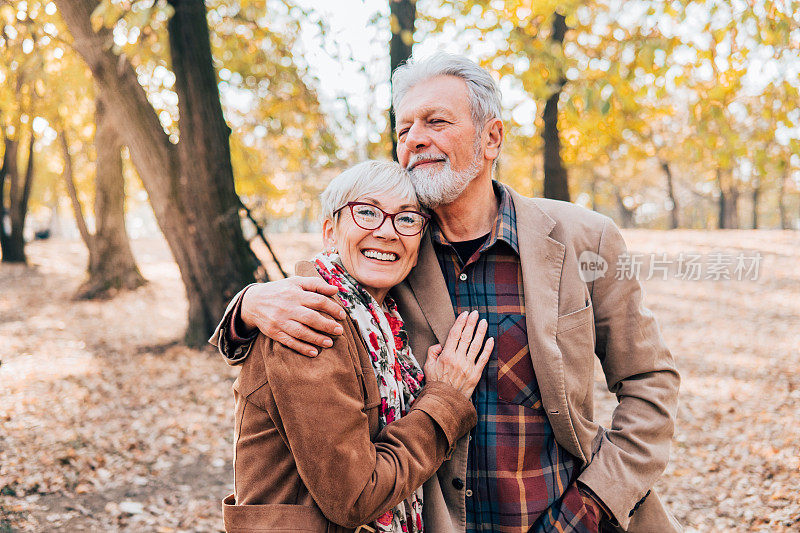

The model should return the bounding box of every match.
[222,495,330,532]
[556,302,594,335]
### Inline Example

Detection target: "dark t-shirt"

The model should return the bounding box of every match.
[450,233,491,265]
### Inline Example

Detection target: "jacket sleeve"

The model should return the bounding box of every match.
[208,283,258,365]
[577,217,681,530]
[260,327,477,528]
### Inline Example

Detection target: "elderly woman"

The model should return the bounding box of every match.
[222,160,493,533]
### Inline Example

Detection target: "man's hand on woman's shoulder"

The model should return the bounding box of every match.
[240,276,346,357]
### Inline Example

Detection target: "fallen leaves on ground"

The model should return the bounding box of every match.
[1,231,798,532]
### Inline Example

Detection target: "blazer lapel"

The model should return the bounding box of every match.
[406,232,456,347]
[510,190,584,461]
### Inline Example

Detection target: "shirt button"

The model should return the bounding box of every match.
[452,478,464,490]
[459,272,468,281]
[465,489,473,497]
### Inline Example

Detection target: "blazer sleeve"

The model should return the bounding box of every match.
[208,284,258,365]
[260,326,477,528]
[577,217,681,530]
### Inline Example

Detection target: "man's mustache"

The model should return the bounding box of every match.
[407,153,448,170]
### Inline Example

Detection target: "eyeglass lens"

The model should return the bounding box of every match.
[351,204,425,235]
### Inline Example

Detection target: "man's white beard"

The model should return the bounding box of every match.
[408,149,483,208]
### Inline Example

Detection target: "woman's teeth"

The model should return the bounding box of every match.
[362,250,398,262]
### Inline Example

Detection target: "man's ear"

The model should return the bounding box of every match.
[322,219,336,251]
[483,118,504,162]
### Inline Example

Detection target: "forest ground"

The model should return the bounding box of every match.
[1,230,798,532]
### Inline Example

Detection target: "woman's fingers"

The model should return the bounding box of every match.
[423,344,442,374]
[455,310,480,356]
[472,337,494,379]
[458,337,493,397]
[443,311,469,356]
[466,319,488,362]
[431,311,496,398]
[427,344,443,359]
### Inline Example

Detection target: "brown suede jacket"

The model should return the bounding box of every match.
[222,274,477,533]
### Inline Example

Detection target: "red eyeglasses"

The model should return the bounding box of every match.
[333,202,431,236]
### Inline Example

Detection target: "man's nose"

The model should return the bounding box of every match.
[403,122,430,152]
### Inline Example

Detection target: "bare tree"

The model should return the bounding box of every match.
[389,0,416,160]
[60,96,147,299]
[0,131,35,263]
[542,13,570,202]
[55,0,260,346]
[660,160,680,229]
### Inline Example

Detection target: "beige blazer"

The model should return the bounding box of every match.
[389,190,681,532]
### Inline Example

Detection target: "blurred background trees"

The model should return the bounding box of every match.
[54,0,260,345]
[1,0,798,344]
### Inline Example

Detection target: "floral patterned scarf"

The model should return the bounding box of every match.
[314,252,425,533]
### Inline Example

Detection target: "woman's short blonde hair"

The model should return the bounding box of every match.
[320,160,419,223]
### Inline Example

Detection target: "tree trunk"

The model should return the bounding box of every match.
[717,168,726,229]
[60,129,93,249]
[55,0,260,346]
[2,132,34,263]
[166,0,261,344]
[542,13,570,202]
[389,0,416,161]
[751,178,760,229]
[660,160,679,229]
[726,186,739,229]
[590,171,600,211]
[0,135,12,259]
[614,187,635,228]
[716,168,739,229]
[778,164,789,230]
[74,97,147,299]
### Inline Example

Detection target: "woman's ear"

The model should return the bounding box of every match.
[322,218,336,252]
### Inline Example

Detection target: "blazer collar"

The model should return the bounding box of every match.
[406,232,456,346]
[505,189,567,377]
[509,190,582,459]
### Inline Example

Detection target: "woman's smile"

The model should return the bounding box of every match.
[361,248,399,262]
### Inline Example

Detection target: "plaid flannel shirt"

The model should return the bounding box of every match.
[431,182,598,532]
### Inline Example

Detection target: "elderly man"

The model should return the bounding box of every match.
[211,53,680,533]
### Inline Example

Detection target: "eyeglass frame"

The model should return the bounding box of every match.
[332,201,431,236]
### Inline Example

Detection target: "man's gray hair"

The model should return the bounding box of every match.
[391,52,502,130]
[320,160,418,223]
